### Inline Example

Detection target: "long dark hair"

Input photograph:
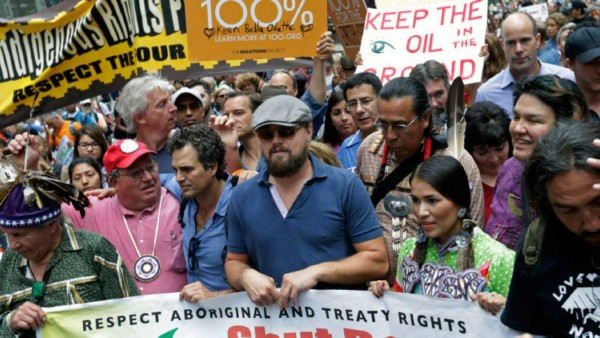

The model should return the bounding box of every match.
[322,85,348,147]
[465,101,513,156]
[74,125,109,165]
[409,156,475,271]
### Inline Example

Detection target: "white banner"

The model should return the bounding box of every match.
[357,0,488,84]
[520,3,549,22]
[38,290,514,337]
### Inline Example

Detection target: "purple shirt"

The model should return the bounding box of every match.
[485,157,526,250]
[62,187,186,295]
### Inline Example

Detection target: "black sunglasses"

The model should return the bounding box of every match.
[176,101,201,113]
[255,125,303,141]
[188,237,201,270]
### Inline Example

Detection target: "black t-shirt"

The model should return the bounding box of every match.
[501,220,600,336]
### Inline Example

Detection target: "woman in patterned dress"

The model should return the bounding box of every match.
[370,156,515,315]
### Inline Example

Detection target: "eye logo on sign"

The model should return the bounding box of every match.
[370,40,395,54]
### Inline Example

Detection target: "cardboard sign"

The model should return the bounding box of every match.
[357,0,488,85]
[327,0,368,59]
[186,0,327,61]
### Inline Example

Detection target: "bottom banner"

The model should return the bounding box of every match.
[38,290,513,337]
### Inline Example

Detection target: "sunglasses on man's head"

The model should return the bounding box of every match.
[255,125,303,141]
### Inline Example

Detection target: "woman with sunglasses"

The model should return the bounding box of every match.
[370,156,515,315]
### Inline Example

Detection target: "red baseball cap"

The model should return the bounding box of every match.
[104,139,156,175]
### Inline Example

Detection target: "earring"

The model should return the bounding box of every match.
[457,207,467,218]
[416,227,427,244]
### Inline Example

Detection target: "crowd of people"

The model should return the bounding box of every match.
[0,0,600,337]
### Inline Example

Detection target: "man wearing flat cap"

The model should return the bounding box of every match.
[225,95,388,308]
[0,154,137,336]
[566,25,600,121]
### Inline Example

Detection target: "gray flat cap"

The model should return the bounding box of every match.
[252,95,312,130]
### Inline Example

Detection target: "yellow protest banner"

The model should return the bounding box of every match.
[0,0,312,128]
[186,0,327,61]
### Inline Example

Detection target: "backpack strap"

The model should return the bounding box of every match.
[522,218,546,268]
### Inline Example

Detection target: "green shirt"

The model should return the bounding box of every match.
[395,228,515,299]
[0,223,138,337]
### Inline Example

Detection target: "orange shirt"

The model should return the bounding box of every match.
[49,121,81,149]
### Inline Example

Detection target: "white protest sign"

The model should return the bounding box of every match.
[520,3,549,22]
[358,0,488,84]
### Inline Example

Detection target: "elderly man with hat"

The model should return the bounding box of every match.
[60,139,187,295]
[566,25,600,121]
[0,138,137,336]
[224,95,388,308]
[172,87,205,127]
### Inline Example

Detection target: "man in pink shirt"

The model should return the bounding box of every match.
[62,139,186,295]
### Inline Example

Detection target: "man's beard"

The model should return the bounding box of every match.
[266,142,309,177]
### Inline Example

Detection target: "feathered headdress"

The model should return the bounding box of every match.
[446,77,467,160]
[0,95,89,227]
[0,161,90,225]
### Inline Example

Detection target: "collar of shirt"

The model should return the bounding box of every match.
[258,154,328,186]
[117,187,166,217]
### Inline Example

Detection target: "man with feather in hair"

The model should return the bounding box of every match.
[0,134,138,337]
[356,77,485,285]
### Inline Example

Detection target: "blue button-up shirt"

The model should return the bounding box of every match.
[475,61,575,118]
[337,130,363,172]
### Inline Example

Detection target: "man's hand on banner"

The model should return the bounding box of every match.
[179,282,234,303]
[241,269,280,307]
[9,301,46,333]
[368,280,390,298]
[472,291,506,316]
[278,266,319,309]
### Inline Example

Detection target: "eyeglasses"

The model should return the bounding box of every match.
[188,237,200,270]
[114,162,158,182]
[255,125,303,141]
[374,116,418,133]
[78,142,101,149]
[345,96,376,112]
[176,101,201,113]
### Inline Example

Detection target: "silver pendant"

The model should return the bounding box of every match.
[133,255,161,282]
[456,231,472,248]
[384,194,412,217]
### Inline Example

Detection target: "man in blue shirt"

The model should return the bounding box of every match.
[338,72,382,172]
[476,12,574,117]
[168,125,234,302]
[225,95,388,308]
